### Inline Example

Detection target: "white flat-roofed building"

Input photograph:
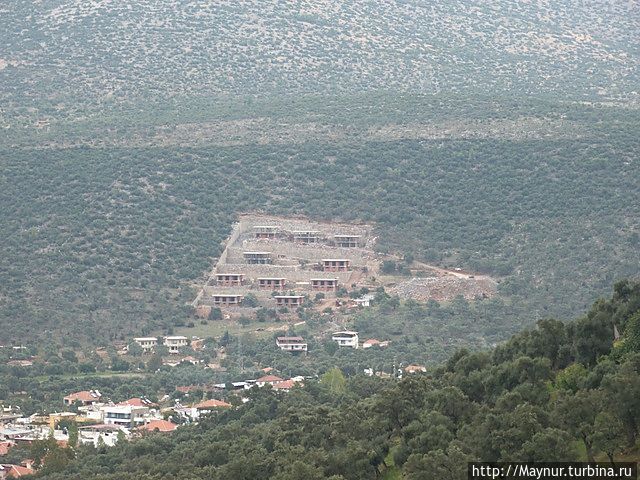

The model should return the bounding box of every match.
[163,336,189,354]
[133,337,158,354]
[276,337,308,353]
[79,424,128,447]
[101,404,149,429]
[332,331,359,349]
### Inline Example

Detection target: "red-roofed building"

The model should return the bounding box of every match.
[0,464,35,478]
[63,390,102,406]
[135,420,177,433]
[255,375,283,387]
[362,339,389,349]
[271,380,296,391]
[404,365,427,374]
[117,397,155,408]
[194,399,232,410]
[0,441,14,456]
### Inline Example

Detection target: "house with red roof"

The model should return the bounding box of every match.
[0,464,35,478]
[0,441,14,456]
[362,339,390,349]
[194,399,232,410]
[404,365,427,374]
[271,380,297,391]
[255,375,283,387]
[63,390,102,406]
[135,420,177,433]
[116,397,155,408]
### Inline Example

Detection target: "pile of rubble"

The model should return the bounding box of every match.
[390,276,497,303]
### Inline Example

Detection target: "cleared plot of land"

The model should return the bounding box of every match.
[194,214,376,312]
[194,214,497,316]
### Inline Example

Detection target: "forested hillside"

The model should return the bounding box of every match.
[0,1,638,350]
[32,281,640,479]
[1,97,638,345]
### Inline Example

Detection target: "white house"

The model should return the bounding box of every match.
[332,331,359,349]
[133,337,158,354]
[163,336,189,354]
[275,337,308,353]
[101,404,149,429]
[353,293,375,307]
[78,424,127,447]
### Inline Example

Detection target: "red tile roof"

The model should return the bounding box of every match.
[271,380,296,390]
[4,464,35,477]
[117,397,154,407]
[404,365,427,373]
[63,390,101,402]
[256,375,283,383]
[194,399,232,409]
[0,441,13,455]
[136,420,177,433]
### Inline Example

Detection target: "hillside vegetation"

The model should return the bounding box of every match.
[0,1,638,349]
[2,0,638,123]
[1,97,638,346]
[33,282,640,479]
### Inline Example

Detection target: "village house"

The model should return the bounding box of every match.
[332,331,359,349]
[292,230,320,243]
[275,337,308,353]
[243,251,272,264]
[334,234,360,248]
[63,390,102,407]
[163,336,188,354]
[322,259,351,272]
[362,339,389,349]
[215,273,245,286]
[0,463,34,478]
[0,441,14,456]
[271,379,297,391]
[5,360,32,368]
[135,420,177,434]
[210,294,244,306]
[255,375,284,387]
[117,397,155,408]
[257,277,286,289]
[133,337,158,354]
[404,365,427,374]
[353,293,375,307]
[78,424,126,448]
[101,403,150,429]
[253,225,278,239]
[49,412,77,429]
[310,278,338,291]
[274,295,305,307]
[194,399,232,411]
